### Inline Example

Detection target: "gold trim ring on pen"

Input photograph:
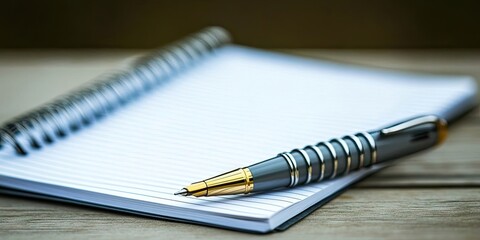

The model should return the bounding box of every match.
[241,167,254,193]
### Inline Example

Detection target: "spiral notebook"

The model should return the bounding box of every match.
[0,27,477,233]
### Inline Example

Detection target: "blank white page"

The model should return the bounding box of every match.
[0,45,477,232]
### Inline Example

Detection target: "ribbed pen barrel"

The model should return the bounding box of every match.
[249,132,379,192]
[249,121,442,192]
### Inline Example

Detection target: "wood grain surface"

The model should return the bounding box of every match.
[0,49,479,239]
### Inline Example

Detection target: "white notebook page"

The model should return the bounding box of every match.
[0,46,476,232]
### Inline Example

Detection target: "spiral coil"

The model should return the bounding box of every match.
[0,27,231,155]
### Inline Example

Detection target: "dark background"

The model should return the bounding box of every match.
[1,0,479,49]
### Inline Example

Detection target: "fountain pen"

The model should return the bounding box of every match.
[175,115,447,197]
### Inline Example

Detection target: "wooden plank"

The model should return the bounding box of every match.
[1,189,479,239]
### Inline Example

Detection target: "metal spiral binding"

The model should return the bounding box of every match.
[280,132,378,187]
[0,27,231,155]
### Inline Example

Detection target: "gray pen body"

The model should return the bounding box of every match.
[249,123,438,192]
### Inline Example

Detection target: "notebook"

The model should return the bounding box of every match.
[0,27,477,233]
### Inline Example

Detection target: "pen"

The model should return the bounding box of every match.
[174,115,447,197]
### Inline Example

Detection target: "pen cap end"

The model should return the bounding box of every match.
[436,118,448,145]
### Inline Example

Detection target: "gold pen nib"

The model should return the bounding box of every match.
[174,168,254,197]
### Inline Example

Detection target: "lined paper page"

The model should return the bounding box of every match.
[0,46,476,231]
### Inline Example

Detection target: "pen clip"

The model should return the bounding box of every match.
[380,115,447,137]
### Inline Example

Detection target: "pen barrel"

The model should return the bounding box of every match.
[249,123,440,192]
[375,123,439,162]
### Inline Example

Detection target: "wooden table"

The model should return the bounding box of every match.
[0,49,479,239]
